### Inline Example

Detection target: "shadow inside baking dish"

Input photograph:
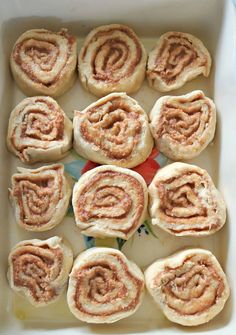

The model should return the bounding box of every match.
[0,0,233,332]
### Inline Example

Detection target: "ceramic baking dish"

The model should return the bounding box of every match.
[0,0,235,334]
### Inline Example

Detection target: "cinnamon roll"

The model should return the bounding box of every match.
[72,165,148,239]
[9,164,71,232]
[145,248,230,326]
[67,247,144,323]
[10,29,77,97]
[8,236,73,307]
[148,163,226,236]
[147,32,211,92]
[7,96,72,164]
[78,24,147,97]
[149,90,216,160]
[73,92,153,168]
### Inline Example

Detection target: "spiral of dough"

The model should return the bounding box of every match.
[148,163,226,236]
[72,165,148,239]
[7,96,72,164]
[145,249,230,326]
[9,164,71,231]
[67,248,144,323]
[73,92,153,168]
[10,28,77,97]
[147,32,211,92]
[79,24,147,96]
[149,90,216,160]
[8,237,73,307]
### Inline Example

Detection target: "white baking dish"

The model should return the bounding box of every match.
[0,0,235,334]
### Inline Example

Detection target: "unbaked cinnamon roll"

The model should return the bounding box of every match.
[148,163,226,236]
[145,248,230,326]
[67,247,144,323]
[149,90,216,160]
[79,24,147,97]
[10,29,77,97]
[8,236,73,307]
[73,92,153,168]
[9,164,71,231]
[7,96,72,164]
[72,165,148,239]
[147,32,211,92]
